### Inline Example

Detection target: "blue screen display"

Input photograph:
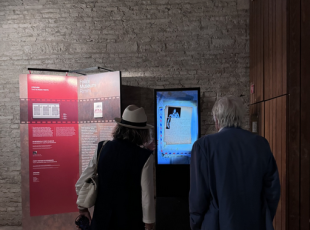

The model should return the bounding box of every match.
[156,90,199,165]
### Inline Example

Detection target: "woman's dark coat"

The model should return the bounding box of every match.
[91,139,152,230]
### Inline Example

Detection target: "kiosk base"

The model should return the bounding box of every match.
[156,197,190,230]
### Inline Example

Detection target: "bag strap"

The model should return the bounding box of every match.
[94,141,108,174]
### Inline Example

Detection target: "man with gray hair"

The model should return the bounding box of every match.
[189,95,280,230]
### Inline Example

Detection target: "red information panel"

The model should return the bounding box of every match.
[27,75,77,99]
[20,72,121,225]
[28,124,79,216]
[27,74,79,216]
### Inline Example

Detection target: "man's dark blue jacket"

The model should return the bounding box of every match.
[189,127,280,230]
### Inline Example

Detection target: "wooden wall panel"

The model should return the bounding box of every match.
[263,0,271,100]
[258,0,264,103]
[282,0,287,94]
[265,99,270,150]
[300,0,310,229]
[249,102,265,137]
[250,0,310,229]
[263,0,288,101]
[250,0,253,102]
[287,0,301,228]
[250,0,264,104]
[265,96,287,230]
[280,96,287,230]
[275,0,283,97]
[274,98,281,230]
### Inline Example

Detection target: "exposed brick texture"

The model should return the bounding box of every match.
[0,0,249,226]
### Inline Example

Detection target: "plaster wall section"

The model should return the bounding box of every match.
[0,0,249,226]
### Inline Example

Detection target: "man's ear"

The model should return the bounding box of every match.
[214,118,220,131]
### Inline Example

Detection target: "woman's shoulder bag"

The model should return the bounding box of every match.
[76,140,109,208]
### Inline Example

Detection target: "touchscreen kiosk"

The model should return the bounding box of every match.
[155,88,200,165]
[155,88,200,229]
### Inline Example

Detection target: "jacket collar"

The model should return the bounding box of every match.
[218,126,241,132]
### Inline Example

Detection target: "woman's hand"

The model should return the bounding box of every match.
[146,140,155,151]
[145,223,154,230]
[79,208,91,225]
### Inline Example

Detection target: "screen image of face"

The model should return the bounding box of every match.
[156,90,199,165]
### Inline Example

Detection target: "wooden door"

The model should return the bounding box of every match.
[250,0,264,104]
[300,0,310,228]
[263,0,287,100]
[265,96,287,230]
[287,0,301,228]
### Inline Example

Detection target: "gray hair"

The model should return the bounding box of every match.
[112,124,151,145]
[212,95,245,128]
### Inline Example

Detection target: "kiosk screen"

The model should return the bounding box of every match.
[155,89,199,165]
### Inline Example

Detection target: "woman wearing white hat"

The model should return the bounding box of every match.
[75,105,155,230]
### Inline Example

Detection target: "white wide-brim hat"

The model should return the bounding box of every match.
[115,105,154,129]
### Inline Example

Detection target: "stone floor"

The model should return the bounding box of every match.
[0,227,22,230]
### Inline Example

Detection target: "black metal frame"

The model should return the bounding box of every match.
[28,68,69,73]
[27,66,113,76]
[154,87,201,197]
[69,66,113,75]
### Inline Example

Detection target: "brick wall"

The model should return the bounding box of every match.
[0,0,249,226]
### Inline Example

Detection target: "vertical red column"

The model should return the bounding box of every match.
[27,74,79,216]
